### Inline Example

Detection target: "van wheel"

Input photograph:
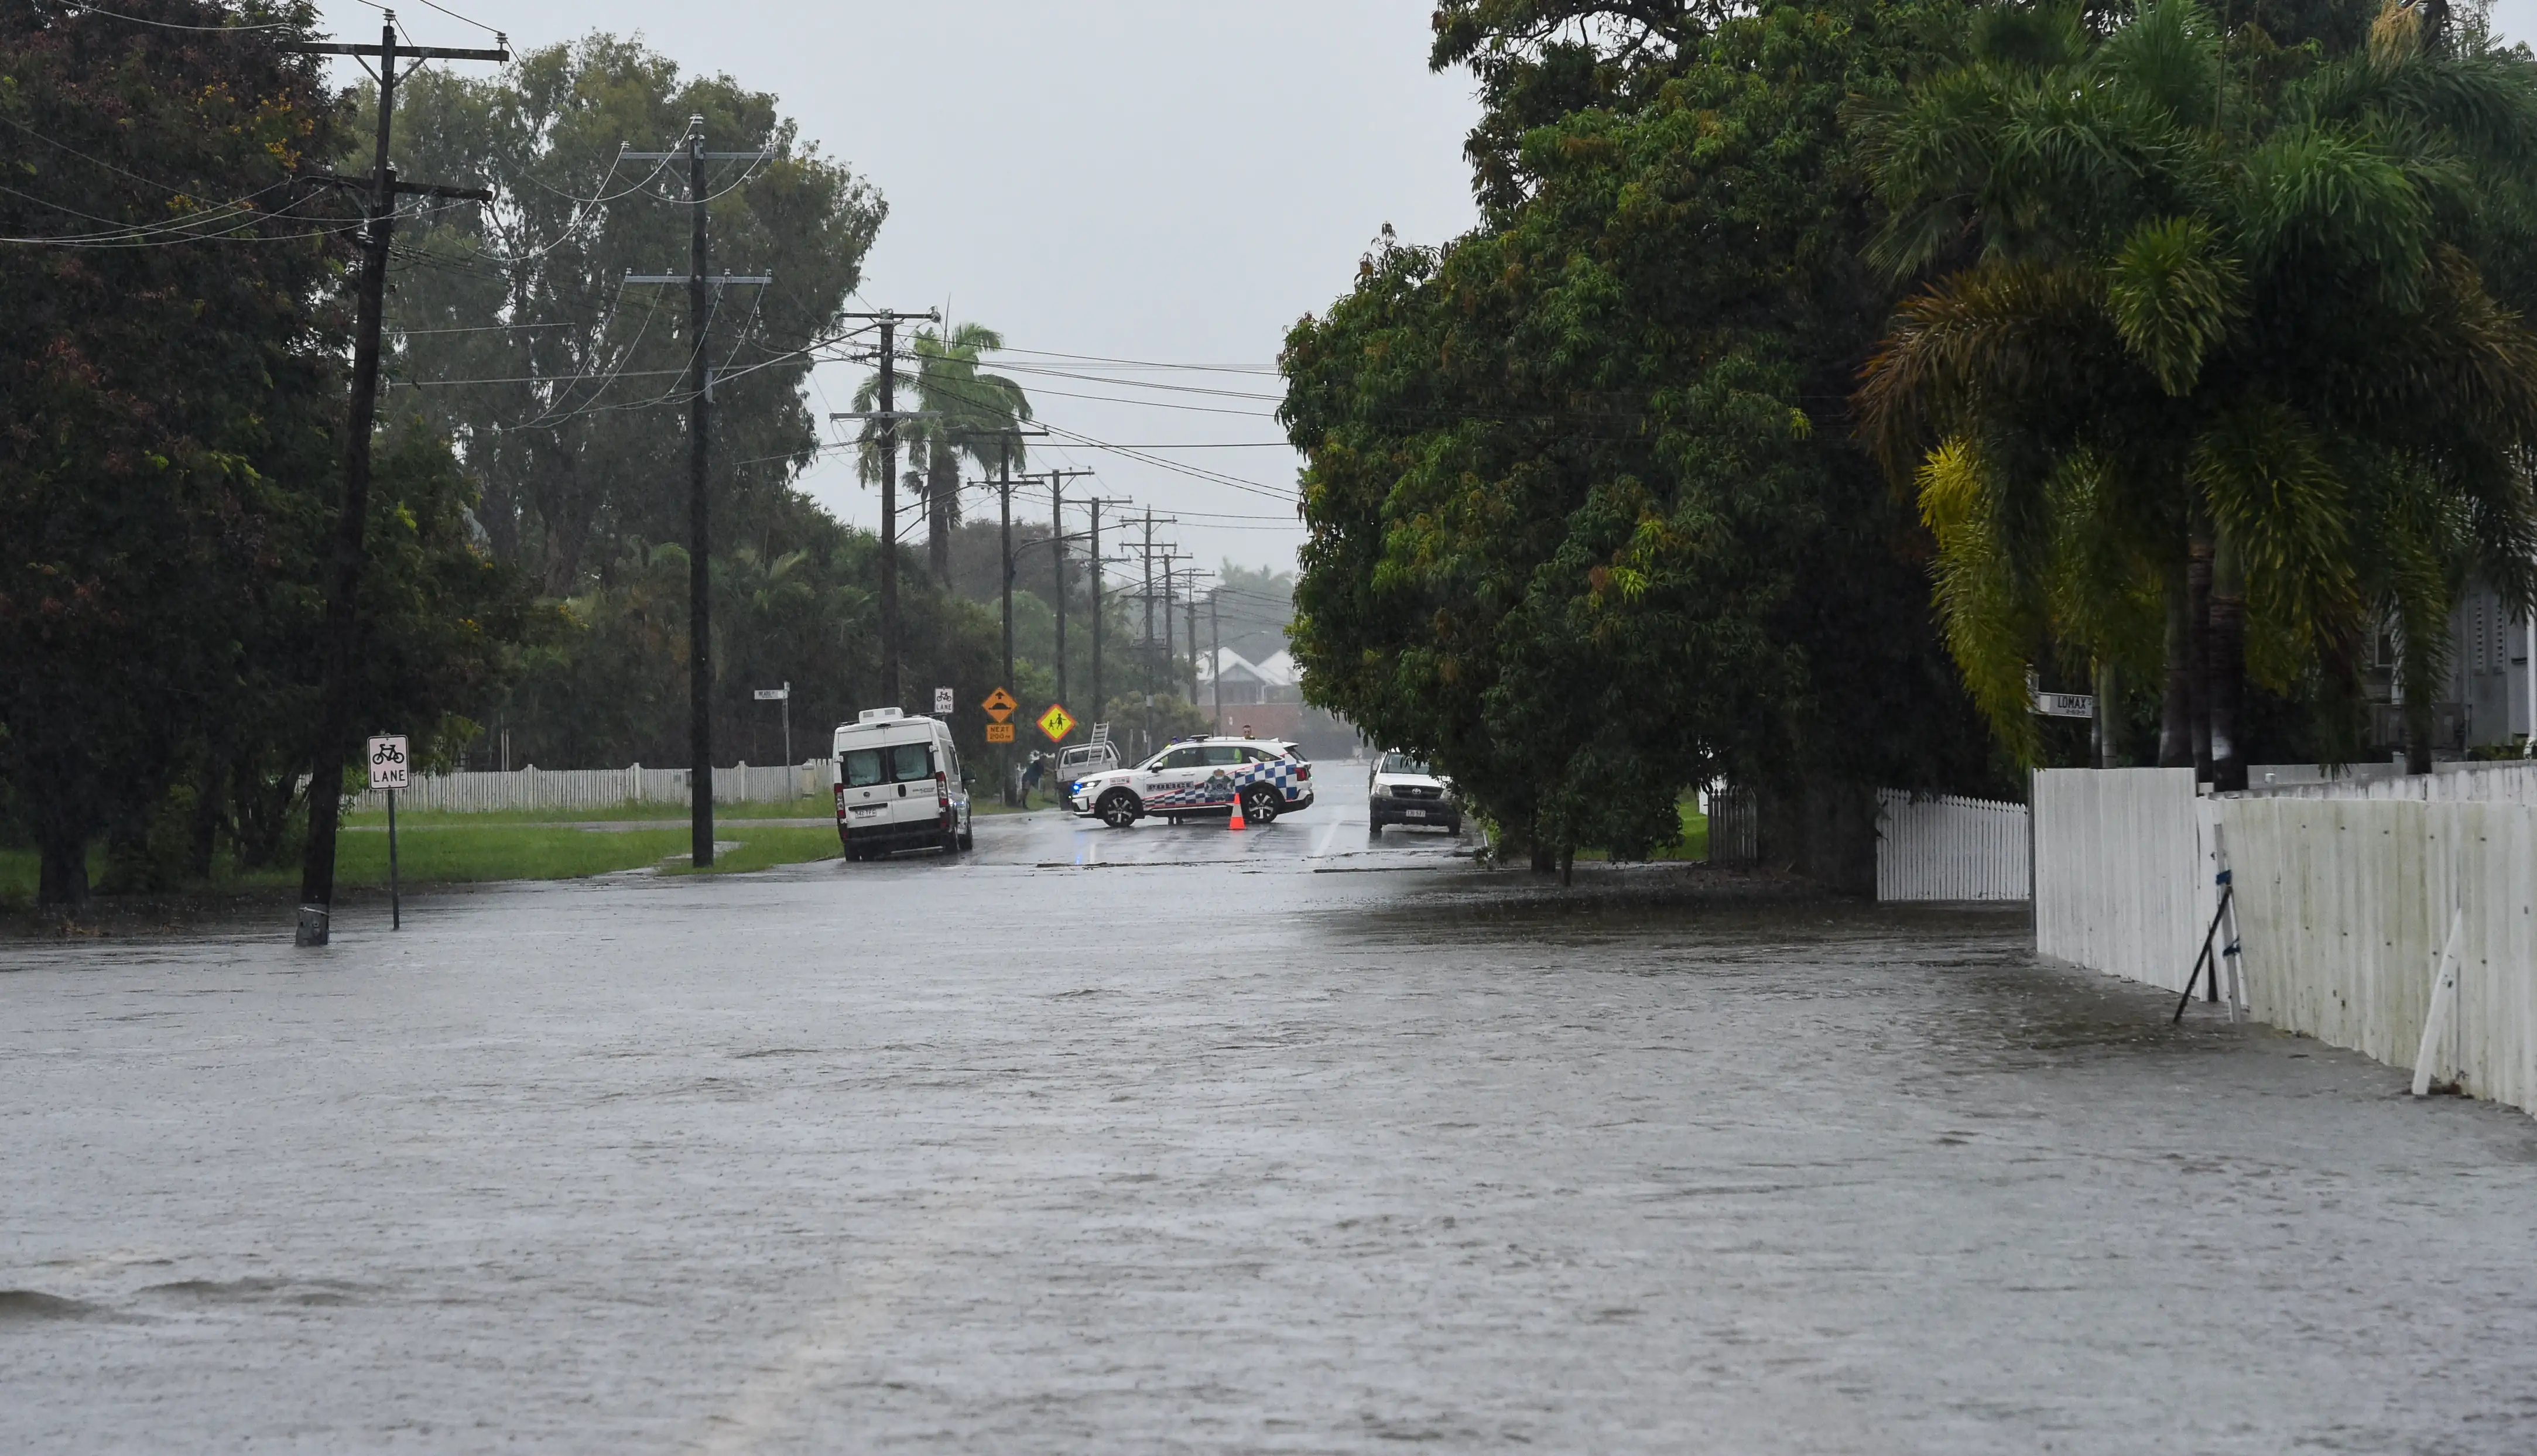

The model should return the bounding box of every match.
[958,825,974,851]
[1367,821,1383,838]
[1240,786,1281,826]
[1098,790,1140,829]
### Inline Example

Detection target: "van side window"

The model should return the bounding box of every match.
[888,744,934,782]
[843,748,888,787]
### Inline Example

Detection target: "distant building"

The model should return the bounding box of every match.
[2430,579,2532,753]
[1196,648,1356,755]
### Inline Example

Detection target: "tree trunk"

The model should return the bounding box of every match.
[2187,525,2214,782]
[37,825,89,910]
[537,448,595,597]
[189,756,227,881]
[2404,649,2436,775]
[2159,573,2193,766]
[1559,846,1575,887]
[927,448,956,586]
[2209,533,2248,792]
[2094,659,2120,768]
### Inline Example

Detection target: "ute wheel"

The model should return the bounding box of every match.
[1098,790,1141,829]
[958,825,974,851]
[1241,786,1281,826]
[1368,820,1384,838]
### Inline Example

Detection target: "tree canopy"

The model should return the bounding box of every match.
[1285,0,1997,876]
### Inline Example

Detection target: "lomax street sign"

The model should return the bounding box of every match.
[367,735,410,792]
[754,687,788,701]
[2031,690,2096,720]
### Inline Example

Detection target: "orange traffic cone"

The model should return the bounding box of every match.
[1228,785,1247,831]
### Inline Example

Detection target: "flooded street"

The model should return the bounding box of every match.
[8,780,2537,1452]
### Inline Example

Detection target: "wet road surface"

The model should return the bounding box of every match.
[8,775,2537,1452]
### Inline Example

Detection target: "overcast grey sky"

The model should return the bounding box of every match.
[320,0,2537,585]
[319,0,1482,588]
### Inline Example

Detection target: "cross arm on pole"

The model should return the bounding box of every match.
[625,274,772,285]
[289,42,511,60]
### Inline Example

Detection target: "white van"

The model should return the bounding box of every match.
[831,708,972,860]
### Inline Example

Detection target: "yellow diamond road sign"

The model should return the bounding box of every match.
[982,686,1018,722]
[1036,702,1076,742]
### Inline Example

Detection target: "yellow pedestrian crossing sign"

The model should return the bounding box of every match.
[1036,702,1076,742]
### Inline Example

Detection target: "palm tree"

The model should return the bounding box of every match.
[1857,0,2537,784]
[850,322,1033,584]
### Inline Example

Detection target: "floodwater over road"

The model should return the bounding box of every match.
[8,776,2537,1452]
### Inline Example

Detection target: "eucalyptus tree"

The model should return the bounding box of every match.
[1857,0,2537,783]
[384,35,884,595]
[847,322,1033,584]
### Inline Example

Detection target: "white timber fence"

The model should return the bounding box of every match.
[351,762,830,814]
[2226,797,2537,1110]
[1874,789,2030,901]
[2032,765,2537,1115]
[2033,768,2210,994]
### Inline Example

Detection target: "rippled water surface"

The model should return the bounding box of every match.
[7,788,2536,1452]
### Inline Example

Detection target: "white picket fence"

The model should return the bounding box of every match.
[353,762,829,813]
[1874,789,2029,901]
[2033,769,2210,994]
[2032,765,2537,1115]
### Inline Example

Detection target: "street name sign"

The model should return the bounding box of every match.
[2032,690,2096,720]
[754,687,788,701]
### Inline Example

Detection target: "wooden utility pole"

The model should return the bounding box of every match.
[1041,468,1094,712]
[288,15,505,946]
[1209,589,1224,734]
[1084,496,1129,727]
[828,309,936,712]
[624,119,772,870]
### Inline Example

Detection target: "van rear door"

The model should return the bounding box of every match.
[837,730,941,837]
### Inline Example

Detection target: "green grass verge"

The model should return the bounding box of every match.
[2,820,847,909]
[660,824,843,876]
[342,799,823,827]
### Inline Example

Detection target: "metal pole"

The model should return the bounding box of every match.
[387,787,400,931]
[999,451,1015,803]
[1141,510,1155,752]
[1210,591,1223,734]
[686,119,716,870]
[1088,500,1104,726]
[782,680,791,770]
[1052,476,1067,712]
[1185,583,1200,707]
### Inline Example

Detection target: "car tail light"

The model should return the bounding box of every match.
[936,770,950,808]
[1296,763,1311,780]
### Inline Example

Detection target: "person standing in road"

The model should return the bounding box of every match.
[1021,750,1046,807]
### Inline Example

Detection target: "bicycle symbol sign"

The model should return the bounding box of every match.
[367,735,410,792]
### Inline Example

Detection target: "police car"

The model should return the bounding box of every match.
[1067,736,1316,828]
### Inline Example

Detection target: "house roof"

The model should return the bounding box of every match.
[1197,647,1296,688]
